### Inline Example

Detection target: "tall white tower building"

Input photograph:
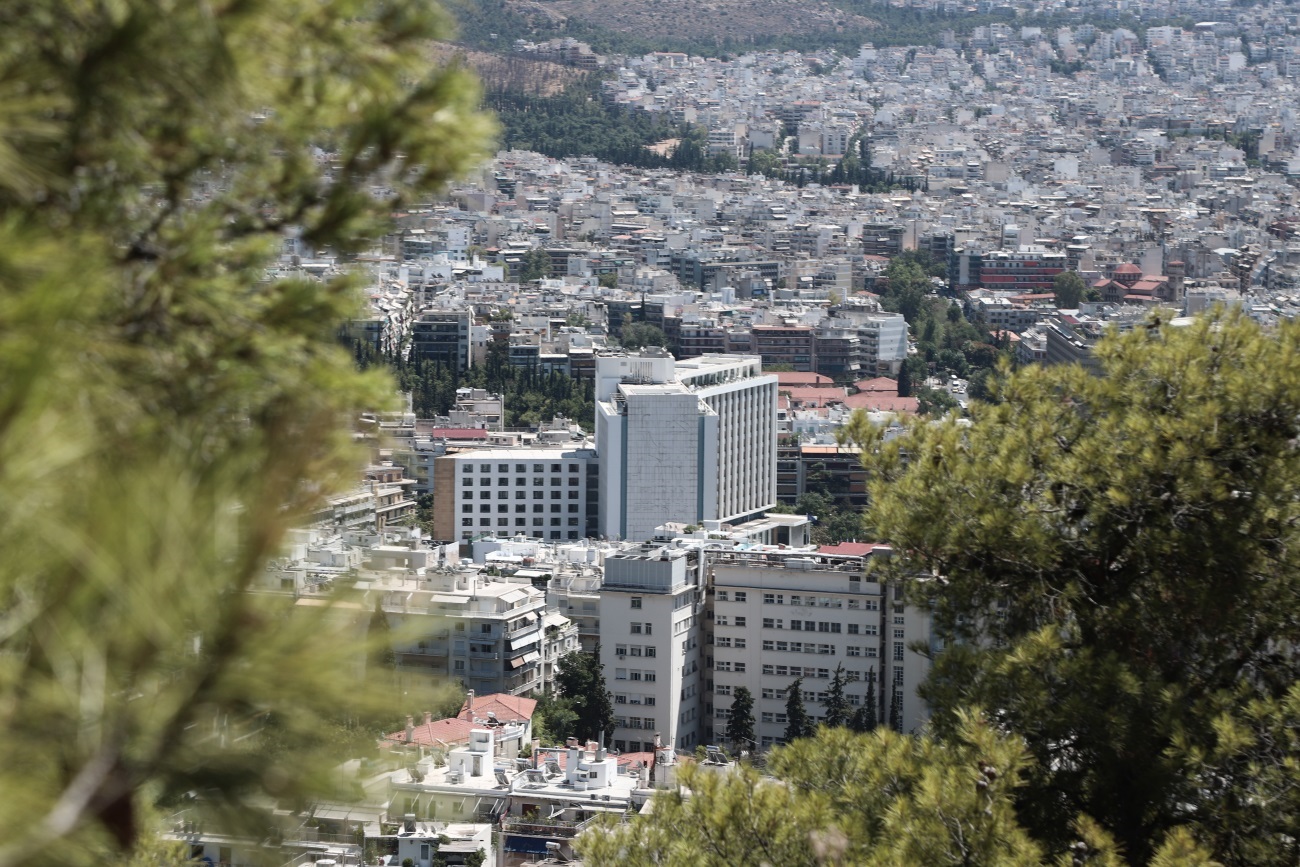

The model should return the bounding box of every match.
[595,350,778,542]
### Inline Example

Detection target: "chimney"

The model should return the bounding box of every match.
[424,711,433,725]
[466,689,475,716]
[405,715,414,743]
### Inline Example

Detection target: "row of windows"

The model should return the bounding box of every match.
[714,661,746,672]
[760,640,843,655]
[462,517,579,527]
[762,665,833,678]
[614,716,657,729]
[464,504,578,513]
[464,490,579,499]
[462,530,581,540]
[464,476,581,486]
[614,645,657,657]
[613,668,657,681]
[763,593,878,610]
[845,646,881,658]
[464,463,581,473]
[714,591,748,602]
[713,616,746,627]
[630,622,652,635]
[613,694,656,705]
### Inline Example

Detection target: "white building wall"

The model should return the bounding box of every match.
[445,447,598,542]
[706,553,932,747]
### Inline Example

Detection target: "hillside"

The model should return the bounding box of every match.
[545,0,877,48]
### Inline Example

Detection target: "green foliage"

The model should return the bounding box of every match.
[724,687,756,751]
[519,247,552,282]
[554,649,615,744]
[578,714,1217,866]
[0,0,491,862]
[851,309,1300,864]
[783,679,813,742]
[821,665,851,729]
[391,354,596,431]
[619,322,669,351]
[1053,270,1088,309]
[531,690,580,745]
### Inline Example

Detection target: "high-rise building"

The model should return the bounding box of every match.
[594,351,778,542]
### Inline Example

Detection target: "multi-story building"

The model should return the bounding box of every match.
[431,446,600,543]
[978,249,1067,291]
[599,544,706,754]
[706,549,933,747]
[595,351,778,542]
[411,309,473,369]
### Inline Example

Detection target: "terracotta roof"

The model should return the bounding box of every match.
[853,376,898,394]
[1114,263,1142,274]
[384,716,476,747]
[775,371,835,386]
[781,386,848,407]
[842,393,919,413]
[459,693,538,723]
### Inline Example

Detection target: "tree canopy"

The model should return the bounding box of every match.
[724,687,756,752]
[554,649,616,745]
[577,715,1216,867]
[1053,270,1088,309]
[0,1,491,863]
[847,309,1300,865]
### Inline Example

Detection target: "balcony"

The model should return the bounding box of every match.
[501,816,597,839]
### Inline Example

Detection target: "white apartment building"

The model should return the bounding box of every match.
[595,350,778,542]
[706,549,933,747]
[431,446,600,542]
[598,544,706,754]
[364,566,580,698]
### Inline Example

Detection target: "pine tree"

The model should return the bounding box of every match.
[724,687,756,753]
[784,678,813,742]
[897,360,912,398]
[823,665,852,729]
[0,1,491,862]
[847,309,1300,864]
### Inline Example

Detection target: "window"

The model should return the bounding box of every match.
[479,464,491,472]
[762,640,775,651]
[717,591,728,602]
[762,665,775,675]
[463,465,474,473]
[734,617,746,628]
[631,597,642,609]
[645,623,652,635]
[894,615,906,625]
[818,622,830,633]
[630,671,642,681]
[865,599,879,611]
[616,645,627,656]
[734,592,747,603]
[715,616,728,627]
[716,684,732,696]
[631,623,642,634]
[847,646,861,657]
[848,623,859,635]
[716,637,731,648]
[789,642,802,653]
[630,647,642,657]
[716,661,731,672]
[550,477,562,486]
[735,638,747,649]
[776,641,788,651]
[551,464,562,472]
[533,464,544,472]
[461,491,473,500]
[479,491,491,500]
[866,646,879,658]
[790,621,801,631]
[818,644,834,654]
[645,646,656,658]
[817,668,829,678]
[644,671,656,682]
[893,629,905,639]
[762,688,776,699]
[735,662,745,673]
[894,643,905,660]
[462,518,473,526]
[645,696,656,706]
[568,463,579,473]
[762,712,774,723]
[804,621,815,631]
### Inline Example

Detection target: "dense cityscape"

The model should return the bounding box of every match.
[5,0,1300,866]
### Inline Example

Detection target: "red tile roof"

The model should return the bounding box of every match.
[817,542,887,556]
[842,393,919,413]
[384,716,476,747]
[459,693,538,724]
[853,376,898,394]
[775,371,835,386]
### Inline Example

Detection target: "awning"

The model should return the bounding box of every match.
[509,650,541,669]
[432,594,468,605]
